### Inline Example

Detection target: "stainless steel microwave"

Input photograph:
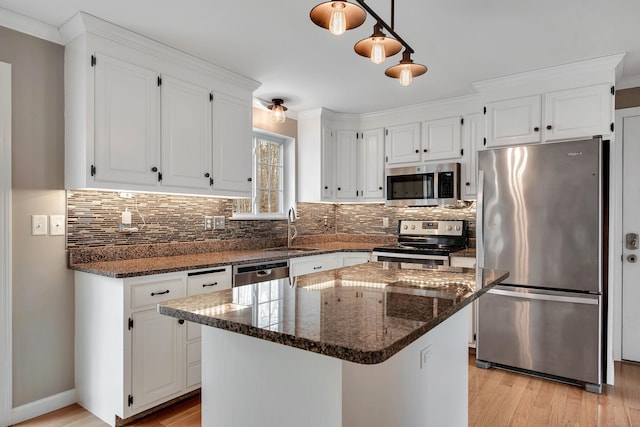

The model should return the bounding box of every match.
[385,163,460,207]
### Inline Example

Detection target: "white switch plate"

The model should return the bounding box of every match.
[31,215,48,236]
[49,215,65,236]
[213,216,225,230]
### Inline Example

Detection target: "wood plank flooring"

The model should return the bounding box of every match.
[13,355,640,426]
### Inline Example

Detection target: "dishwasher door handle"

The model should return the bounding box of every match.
[256,269,272,277]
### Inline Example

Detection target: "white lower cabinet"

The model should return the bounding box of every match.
[290,252,371,277]
[338,252,371,267]
[75,266,231,426]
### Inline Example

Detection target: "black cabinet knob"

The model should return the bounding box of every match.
[546,125,552,130]
[466,182,470,186]
[247,177,252,182]
[378,186,383,190]
[204,172,210,178]
[415,149,419,153]
[324,186,328,189]
[423,149,428,153]
[533,127,540,132]
[337,187,341,191]
[178,319,185,325]
[151,166,158,172]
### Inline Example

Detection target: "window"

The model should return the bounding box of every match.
[235,131,294,218]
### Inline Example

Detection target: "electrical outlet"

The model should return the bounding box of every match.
[204,216,213,231]
[31,215,48,236]
[213,216,225,230]
[49,215,65,236]
[119,192,133,199]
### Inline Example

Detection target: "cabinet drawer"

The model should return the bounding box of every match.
[131,277,186,309]
[290,254,338,277]
[187,267,232,296]
[450,256,476,269]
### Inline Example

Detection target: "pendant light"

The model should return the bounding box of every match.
[268,99,287,123]
[310,1,366,36]
[354,23,402,64]
[385,50,428,86]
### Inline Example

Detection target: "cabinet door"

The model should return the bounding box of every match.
[160,75,212,190]
[544,84,612,142]
[94,54,160,186]
[360,129,385,200]
[385,123,421,165]
[486,95,541,147]
[460,113,484,200]
[422,117,462,161]
[130,309,184,411]
[212,92,252,195]
[335,130,358,200]
[321,126,335,200]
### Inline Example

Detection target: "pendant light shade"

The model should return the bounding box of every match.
[310,1,366,35]
[354,23,403,64]
[385,51,428,86]
[268,99,287,123]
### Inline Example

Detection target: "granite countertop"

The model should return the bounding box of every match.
[69,242,382,278]
[158,262,508,364]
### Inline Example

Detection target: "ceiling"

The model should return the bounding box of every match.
[1,0,640,115]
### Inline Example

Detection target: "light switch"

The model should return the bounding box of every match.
[31,215,48,236]
[49,215,65,236]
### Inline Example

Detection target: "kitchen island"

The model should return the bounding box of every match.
[158,262,508,427]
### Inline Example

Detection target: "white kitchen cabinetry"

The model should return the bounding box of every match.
[75,266,231,426]
[62,13,258,196]
[160,75,212,190]
[335,130,359,200]
[460,113,484,200]
[290,254,339,277]
[385,123,421,165]
[338,252,371,267]
[359,129,385,200]
[484,84,613,148]
[211,92,253,195]
[422,117,462,161]
[93,53,160,187]
[321,125,336,200]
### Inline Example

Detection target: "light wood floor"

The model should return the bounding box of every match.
[13,355,640,427]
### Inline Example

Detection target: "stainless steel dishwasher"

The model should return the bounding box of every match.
[232,260,290,287]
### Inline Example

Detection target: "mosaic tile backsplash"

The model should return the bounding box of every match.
[66,191,476,249]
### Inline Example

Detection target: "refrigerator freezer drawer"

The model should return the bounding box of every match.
[477,286,601,385]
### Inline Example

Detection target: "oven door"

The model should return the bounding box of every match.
[372,251,450,266]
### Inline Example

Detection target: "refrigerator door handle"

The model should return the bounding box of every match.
[488,288,598,305]
[477,170,485,268]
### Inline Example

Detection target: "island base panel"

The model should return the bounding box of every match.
[201,306,469,427]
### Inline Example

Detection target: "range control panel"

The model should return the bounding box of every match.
[398,220,465,236]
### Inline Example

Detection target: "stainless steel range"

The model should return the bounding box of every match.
[372,219,468,266]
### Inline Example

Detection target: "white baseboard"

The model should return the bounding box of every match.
[11,389,76,425]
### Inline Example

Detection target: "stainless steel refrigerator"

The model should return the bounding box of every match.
[476,137,607,393]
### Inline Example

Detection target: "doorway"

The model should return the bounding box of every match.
[0,61,12,427]
[620,108,640,362]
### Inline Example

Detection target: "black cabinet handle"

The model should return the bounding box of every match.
[423,149,428,153]
[415,149,419,153]
[466,182,470,186]
[204,172,210,178]
[202,282,218,288]
[247,177,252,182]
[324,186,328,189]
[533,127,540,132]
[546,125,552,130]
[151,290,170,296]
[338,187,341,191]
[178,319,185,325]
[378,186,383,190]
[151,166,158,172]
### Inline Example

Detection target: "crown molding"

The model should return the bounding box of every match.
[473,53,626,92]
[60,12,260,92]
[0,7,62,44]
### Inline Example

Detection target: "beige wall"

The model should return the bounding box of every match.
[616,87,640,110]
[0,27,73,407]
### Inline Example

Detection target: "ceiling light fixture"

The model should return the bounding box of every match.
[310,0,427,86]
[268,99,287,123]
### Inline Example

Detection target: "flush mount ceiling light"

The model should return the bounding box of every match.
[268,99,287,123]
[310,0,427,86]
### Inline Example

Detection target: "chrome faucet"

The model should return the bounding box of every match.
[287,207,298,248]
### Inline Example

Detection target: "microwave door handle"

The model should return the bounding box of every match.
[432,172,439,199]
[477,170,485,269]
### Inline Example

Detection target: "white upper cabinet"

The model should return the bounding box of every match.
[62,13,259,196]
[543,84,612,141]
[485,95,542,147]
[385,123,421,165]
[211,92,252,195]
[460,113,484,200]
[485,84,613,148]
[93,54,160,186]
[321,125,335,200]
[422,116,462,161]
[160,75,212,190]
[335,130,359,200]
[360,128,385,200]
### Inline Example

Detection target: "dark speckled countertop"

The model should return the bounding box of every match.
[158,262,507,364]
[69,242,382,278]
